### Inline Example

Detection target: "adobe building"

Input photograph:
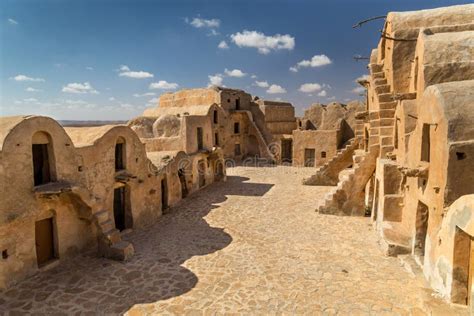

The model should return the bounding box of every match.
[0,113,226,289]
[130,86,297,164]
[293,101,364,168]
[309,4,474,312]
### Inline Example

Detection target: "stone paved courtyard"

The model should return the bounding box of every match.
[0,166,450,315]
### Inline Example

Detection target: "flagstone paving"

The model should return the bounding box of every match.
[0,166,456,315]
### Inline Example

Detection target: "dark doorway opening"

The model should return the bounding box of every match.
[304,148,315,167]
[234,143,241,156]
[235,98,240,110]
[178,169,188,198]
[214,132,219,146]
[281,139,293,163]
[32,144,52,186]
[35,217,56,267]
[234,122,240,134]
[413,201,429,260]
[113,186,132,231]
[364,128,369,152]
[198,160,206,188]
[197,127,203,151]
[213,110,218,124]
[214,161,224,181]
[161,178,168,210]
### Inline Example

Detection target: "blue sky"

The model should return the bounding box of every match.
[1,0,471,120]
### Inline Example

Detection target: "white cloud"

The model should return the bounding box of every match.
[147,97,160,105]
[291,54,332,72]
[23,98,38,103]
[224,68,246,78]
[208,74,223,86]
[133,92,156,97]
[299,83,322,93]
[8,18,18,25]
[62,82,99,94]
[251,74,257,79]
[352,86,366,94]
[149,80,179,90]
[327,96,336,101]
[10,75,45,82]
[108,97,115,101]
[355,74,370,82]
[26,87,42,92]
[230,30,295,54]
[208,29,219,36]
[266,84,286,94]
[187,17,220,29]
[255,81,269,88]
[86,66,94,71]
[118,65,154,79]
[318,90,327,97]
[218,41,229,49]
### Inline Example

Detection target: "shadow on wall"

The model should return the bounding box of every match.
[0,176,273,314]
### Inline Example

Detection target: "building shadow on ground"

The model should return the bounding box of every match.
[0,175,273,315]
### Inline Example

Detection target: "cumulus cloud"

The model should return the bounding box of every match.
[251,74,257,79]
[208,74,223,87]
[187,17,220,29]
[149,80,178,90]
[8,18,18,25]
[218,41,229,49]
[255,81,269,88]
[291,54,332,72]
[133,92,156,97]
[10,75,45,82]
[266,84,286,94]
[118,65,154,79]
[355,74,370,83]
[298,83,322,93]
[352,86,366,94]
[318,90,327,97]
[224,68,246,78]
[26,87,42,92]
[230,30,295,54]
[147,97,160,105]
[62,82,99,94]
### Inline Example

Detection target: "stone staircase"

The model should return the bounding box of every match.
[242,111,276,162]
[303,138,359,186]
[94,210,134,261]
[317,147,378,216]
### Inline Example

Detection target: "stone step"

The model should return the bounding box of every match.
[103,229,121,244]
[373,78,387,86]
[369,63,383,73]
[379,109,396,119]
[94,210,109,223]
[375,84,390,95]
[379,118,395,127]
[379,126,394,136]
[109,241,134,261]
[378,93,394,103]
[379,101,397,110]
[381,136,393,146]
[100,219,115,232]
[372,72,385,79]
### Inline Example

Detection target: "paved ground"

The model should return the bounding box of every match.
[0,166,447,315]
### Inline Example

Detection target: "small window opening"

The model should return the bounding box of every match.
[234,122,240,134]
[421,124,430,162]
[213,110,218,124]
[321,151,327,158]
[456,152,467,160]
[2,250,8,259]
